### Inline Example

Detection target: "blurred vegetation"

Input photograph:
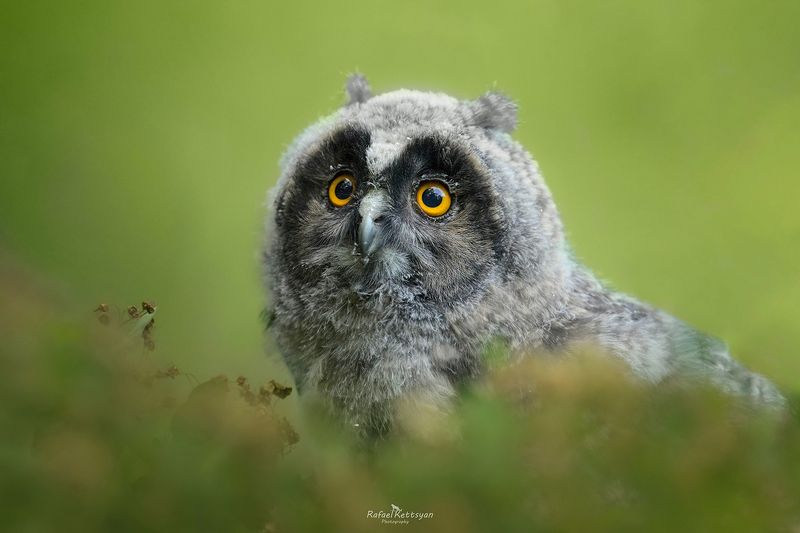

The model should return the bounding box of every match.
[2,257,799,532]
[2,1,800,530]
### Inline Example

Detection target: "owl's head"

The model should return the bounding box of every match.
[266,75,568,317]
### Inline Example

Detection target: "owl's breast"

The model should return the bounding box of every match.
[271,283,484,406]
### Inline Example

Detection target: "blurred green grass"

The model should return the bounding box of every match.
[0,0,798,391]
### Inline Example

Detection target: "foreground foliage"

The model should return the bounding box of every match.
[1,260,798,533]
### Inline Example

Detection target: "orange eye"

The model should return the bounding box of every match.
[416,180,451,217]
[328,173,356,207]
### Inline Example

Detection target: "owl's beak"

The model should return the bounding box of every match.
[358,190,388,259]
[359,217,379,257]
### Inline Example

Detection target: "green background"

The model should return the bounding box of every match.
[2,0,798,389]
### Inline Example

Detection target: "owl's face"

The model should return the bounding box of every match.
[273,122,508,309]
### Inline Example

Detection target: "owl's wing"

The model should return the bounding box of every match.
[666,321,787,407]
[569,286,786,408]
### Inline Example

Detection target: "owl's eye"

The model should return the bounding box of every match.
[328,173,356,207]
[415,180,452,217]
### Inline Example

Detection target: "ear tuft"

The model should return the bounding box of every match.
[471,91,518,133]
[345,74,372,106]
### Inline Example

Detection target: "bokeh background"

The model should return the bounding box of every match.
[2,0,799,389]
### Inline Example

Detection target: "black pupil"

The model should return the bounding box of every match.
[334,177,353,199]
[421,186,444,208]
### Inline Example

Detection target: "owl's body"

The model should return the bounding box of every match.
[264,76,784,437]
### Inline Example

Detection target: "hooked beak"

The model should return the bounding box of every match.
[358,190,388,259]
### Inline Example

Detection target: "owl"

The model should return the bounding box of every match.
[263,75,785,438]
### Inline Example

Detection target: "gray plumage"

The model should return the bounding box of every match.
[263,75,785,437]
